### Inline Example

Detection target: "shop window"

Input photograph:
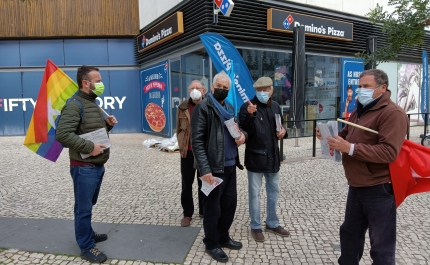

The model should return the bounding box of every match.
[304,55,341,135]
[181,49,210,100]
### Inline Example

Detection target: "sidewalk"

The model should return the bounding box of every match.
[0,127,429,264]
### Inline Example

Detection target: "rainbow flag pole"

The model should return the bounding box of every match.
[23,59,79,162]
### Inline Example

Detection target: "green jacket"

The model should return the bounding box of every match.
[56,90,113,165]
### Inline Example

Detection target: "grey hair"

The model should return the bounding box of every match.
[213,71,231,87]
[360,69,389,87]
[188,80,206,90]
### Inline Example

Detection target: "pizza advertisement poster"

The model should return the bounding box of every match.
[140,60,171,137]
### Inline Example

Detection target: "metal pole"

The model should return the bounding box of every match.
[312,120,317,157]
[280,137,284,161]
[294,128,299,147]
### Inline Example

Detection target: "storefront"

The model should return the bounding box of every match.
[135,0,430,137]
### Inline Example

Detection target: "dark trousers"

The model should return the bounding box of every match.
[181,150,203,217]
[203,165,237,250]
[338,184,396,265]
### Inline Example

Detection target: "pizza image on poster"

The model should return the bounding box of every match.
[144,102,166,132]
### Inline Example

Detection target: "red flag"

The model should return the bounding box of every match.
[390,139,430,207]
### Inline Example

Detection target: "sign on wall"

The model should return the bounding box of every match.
[140,60,171,137]
[137,12,184,53]
[214,0,234,17]
[340,58,363,120]
[267,8,353,41]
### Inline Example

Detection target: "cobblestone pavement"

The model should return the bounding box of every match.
[1,126,430,264]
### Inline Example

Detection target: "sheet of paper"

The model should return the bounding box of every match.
[78,128,111,159]
[200,177,223,196]
[275,114,282,132]
[224,118,241,140]
[317,121,341,162]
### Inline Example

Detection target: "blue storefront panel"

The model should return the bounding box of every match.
[107,39,136,65]
[0,41,20,67]
[20,40,65,67]
[64,39,109,66]
[0,72,25,135]
[0,38,140,136]
[109,70,141,133]
[22,71,45,134]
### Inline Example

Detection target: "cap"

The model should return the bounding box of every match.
[253,77,273,88]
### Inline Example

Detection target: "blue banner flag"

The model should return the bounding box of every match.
[199,33,255,113]
[421,50,429,120]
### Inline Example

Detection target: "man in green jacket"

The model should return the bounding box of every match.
[56,66,118,264]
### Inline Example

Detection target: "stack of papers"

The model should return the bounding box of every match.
[78,128,111,159]
[317,121,341,162]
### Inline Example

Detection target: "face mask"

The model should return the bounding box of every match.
[213,88,229,101]
[92,82,105,97]
[356,87,374,106]
[256,91,270,103]
[190,89,202,101]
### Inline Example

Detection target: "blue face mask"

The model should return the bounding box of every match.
[356,87,375,106]
[256,91,270,103]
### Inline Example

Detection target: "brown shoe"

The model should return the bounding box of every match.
[181,216,192,227]
[265,225,290,237]
[251,229,265,242]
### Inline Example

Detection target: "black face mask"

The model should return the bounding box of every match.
[213,88,229,101]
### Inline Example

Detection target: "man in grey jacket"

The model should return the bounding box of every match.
[56,66,117,264]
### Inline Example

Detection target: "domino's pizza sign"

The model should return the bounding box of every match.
[214,0,234,17]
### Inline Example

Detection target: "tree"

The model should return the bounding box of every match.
[356,0,430,65]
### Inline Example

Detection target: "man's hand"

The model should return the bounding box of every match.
[201,173,214,185]
[90,143,107,156]
[327,136,351,153]
[247,100,257,115]
[276,125,286,139]
[106,115,118,126]
[235,132,246,146]
[315,127,322,140]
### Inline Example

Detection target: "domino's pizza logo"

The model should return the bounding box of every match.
[283,15,294,29]
[141,35,146,48]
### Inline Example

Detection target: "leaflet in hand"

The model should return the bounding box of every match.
[78,128,111,159]
[317,121,341,162]
[200,177,223,196]
[275,114,282,132]
[224,118,241,140]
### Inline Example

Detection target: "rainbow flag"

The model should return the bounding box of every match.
[23,59,79,162]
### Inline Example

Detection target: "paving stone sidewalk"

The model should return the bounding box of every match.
[1,126,430,264]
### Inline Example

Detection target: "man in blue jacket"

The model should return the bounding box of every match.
[239,76,289,242]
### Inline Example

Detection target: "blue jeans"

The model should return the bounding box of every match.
[338,184,396,265]
[70,165,105,251]
[248,170,280,229]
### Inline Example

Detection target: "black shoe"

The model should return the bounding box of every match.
[220,239,243,250]
[80,247,107,263]
[205,248,228,263]
[93,233,108,243]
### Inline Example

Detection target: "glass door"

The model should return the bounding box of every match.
[170,57,182,133]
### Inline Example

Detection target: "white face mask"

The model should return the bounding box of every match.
[190,89,202,101]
